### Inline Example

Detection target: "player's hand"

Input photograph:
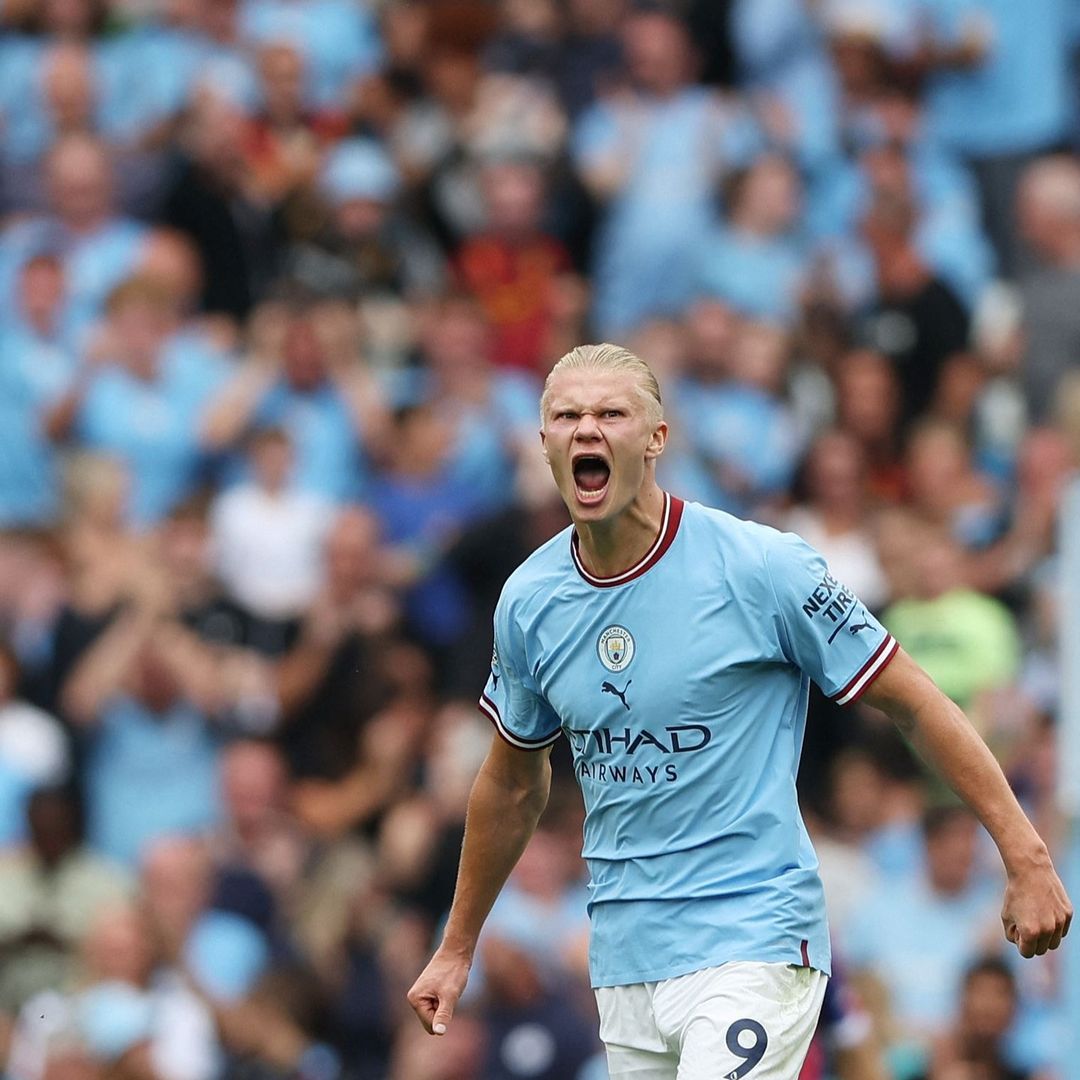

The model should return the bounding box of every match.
[1001,850,1073,957]
[407,947,471,1035]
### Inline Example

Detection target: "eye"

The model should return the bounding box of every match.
[555,410,578,420]
[603,409,625,419]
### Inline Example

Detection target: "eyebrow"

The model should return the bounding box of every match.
[548,395,635,413]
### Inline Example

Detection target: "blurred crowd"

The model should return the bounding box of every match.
[1,1,1080,1079]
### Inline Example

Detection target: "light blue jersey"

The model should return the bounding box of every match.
[480,494,898,987]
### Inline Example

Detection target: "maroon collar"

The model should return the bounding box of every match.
[570,492,684,588]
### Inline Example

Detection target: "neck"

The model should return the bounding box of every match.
[574,480,666,578]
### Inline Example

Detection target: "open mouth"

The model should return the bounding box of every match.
[572,455,610,503]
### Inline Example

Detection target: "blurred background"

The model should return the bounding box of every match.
[1,0,1079,1078]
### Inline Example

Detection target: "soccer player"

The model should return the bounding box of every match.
[407,344,1072,1078]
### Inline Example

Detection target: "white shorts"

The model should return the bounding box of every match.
[595,961,827,1080]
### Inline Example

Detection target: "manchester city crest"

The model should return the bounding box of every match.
[597,625,635,672]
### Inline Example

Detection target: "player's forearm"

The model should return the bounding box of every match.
[439,750,551,959]
[871,663,1048,873]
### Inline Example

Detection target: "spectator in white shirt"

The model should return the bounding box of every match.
[211,427,334,622]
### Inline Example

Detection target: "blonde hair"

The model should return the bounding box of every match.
[540,343,663,426]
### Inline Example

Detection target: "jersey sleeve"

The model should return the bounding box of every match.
[764,531,898,706]
[478,593,562,751]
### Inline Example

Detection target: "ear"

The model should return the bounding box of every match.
[539,427,549,463]
[644,420,668,461]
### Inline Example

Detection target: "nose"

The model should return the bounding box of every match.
[574,412,601,440]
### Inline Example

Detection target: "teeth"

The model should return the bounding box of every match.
[574,483,608,503]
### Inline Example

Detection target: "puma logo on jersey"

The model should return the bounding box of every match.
[602,679,632,711]
[849,620,872,635]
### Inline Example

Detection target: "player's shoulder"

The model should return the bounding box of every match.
[679,499,799,563]
[679,500,827,600]
[496,522,577,617]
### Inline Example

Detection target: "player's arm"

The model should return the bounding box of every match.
[860,647,1072,957]
[407,734,552,1035]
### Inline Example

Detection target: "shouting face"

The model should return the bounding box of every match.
[540,366,667,524]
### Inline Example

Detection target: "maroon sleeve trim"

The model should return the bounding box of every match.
[832,635,899,706]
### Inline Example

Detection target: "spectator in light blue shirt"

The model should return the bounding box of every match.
[99,16,209,139]
[661,306,802,517]
[0,0,131,171]
[238,0,382,110]
[845,806,1002,1073]
[695,152,809,322]
[0,40,91,169]
[809,89,984,241]
[0,255,79,528]
[731,0,841,170]
[483,828,591,981]
[0,135,148,341]
[572,9,761,337]
[809,114,994,310]
[61,593,224,869]
[386,293,543,521]
[0,38,183,217]
[368,404,482,650]
[102,2,258,132]
[920,0,1073,273]
[922,0,1071,160]
[84,695,222,868]
[45,276,230,529]
[250,363,369,504]
[203,302,385,503]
